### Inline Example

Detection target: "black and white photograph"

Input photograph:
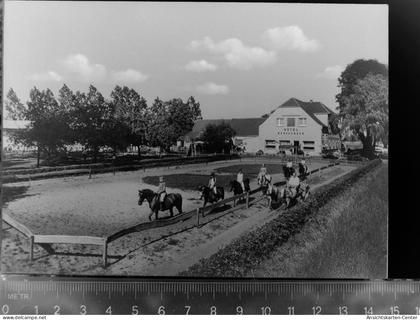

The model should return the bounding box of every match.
[1,1,388,278]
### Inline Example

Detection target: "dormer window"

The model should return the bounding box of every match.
[277,118,285,126]
[298,117,307,126]
[287,118,295,127]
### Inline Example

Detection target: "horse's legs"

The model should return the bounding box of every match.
[148,211,153,221]
[169,207,174,217]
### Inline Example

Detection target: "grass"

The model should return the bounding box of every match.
[142,174,236,191]
[251,163,387,278]
[178,159,382,277]
[1,186,31,207]
[216,163,286,175]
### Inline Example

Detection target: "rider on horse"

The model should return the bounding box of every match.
[286,170,300,198]
[298,159,309,181]
[237,169,245,192]
[208,172,217,195]
[283,161,295,181]
[157,176,167,210]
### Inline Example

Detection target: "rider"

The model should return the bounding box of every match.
[257,164,267,186]
[298,159,309,181]
[283,161,294,180]
[287,170,300,198]
[157,176,167,210]
[237,169,245,192]
[208,172,217,195]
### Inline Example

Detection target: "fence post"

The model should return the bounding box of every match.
[196,208,200,227]
[29,236,34,261]
[246,192,250,208]
[318,168,321,177]
[103,238,108,267]
[89,166,92,179]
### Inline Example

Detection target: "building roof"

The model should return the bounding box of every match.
[185,118,265,140]
[278,98,334,127]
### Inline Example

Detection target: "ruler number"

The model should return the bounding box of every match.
[236,306,243,315]
[312,305,322,315]
[132,305,139,315]
[2,305,9,315]
[185,306,191,315]
[106,306,112,315]
[339,306,348,315]
[80,305,87,315]
[364,306,373,315]
[288,306,295,315]
[158,305,165,315]
[54,305,61,315]
[210,306,217,315]
[390,306,400,315]
[261,306,271,315]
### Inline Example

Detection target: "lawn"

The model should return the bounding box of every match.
[142,173,236,191]
[251,163,388,278]
[216,163,286,175]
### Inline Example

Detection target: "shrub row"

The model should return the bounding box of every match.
[178,159,382,277]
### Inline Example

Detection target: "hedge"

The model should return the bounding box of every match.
[178,158,382,277]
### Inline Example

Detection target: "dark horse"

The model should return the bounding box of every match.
[138,189,182,221]
[229,178,250,195]
[198,185,225,208]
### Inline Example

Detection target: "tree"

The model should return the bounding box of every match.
[200,122,236,154]
[10,87,70,166]
[4,88,26,120]
[72,85,109,161]
[110,86,148,157]
[146,97,202,152]
[339,74,388,158]
[336,59,388,113]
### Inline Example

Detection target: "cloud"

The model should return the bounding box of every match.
[61,53,107,81]
[189,37,277,70]
[185,59,218,72]
[196,82,230,95]
[316,65,344,79]
[262,26,321,52]
[112,69,148,83]
[25,70,62,82]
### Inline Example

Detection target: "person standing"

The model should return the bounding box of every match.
[298,159,309,180]
[208,172,217,195]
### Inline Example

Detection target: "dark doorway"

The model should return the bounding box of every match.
[293,140,300,154]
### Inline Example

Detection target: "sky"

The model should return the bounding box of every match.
[3,2,388,119]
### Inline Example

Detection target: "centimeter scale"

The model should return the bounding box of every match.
[1,275,420,315]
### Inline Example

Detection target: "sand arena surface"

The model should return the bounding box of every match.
[2,159,327,237]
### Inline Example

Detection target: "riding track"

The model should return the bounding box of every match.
[1,158,354,274]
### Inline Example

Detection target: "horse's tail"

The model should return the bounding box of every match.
[220,187,225,199]
[176,193,183,213]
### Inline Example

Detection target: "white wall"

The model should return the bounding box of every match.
[314,113,328,126]
[235,135,260,153]
[258,107,323,155]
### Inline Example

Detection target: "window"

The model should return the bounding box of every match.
[287,118,295,127]
[277,118,285,126]
[303,140,315,144]
[298,117,307,126]
[303,146,315,150]
[265,140,276,149]
[279,140,290,145]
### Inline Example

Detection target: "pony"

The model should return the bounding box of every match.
[138,189,182,221]
[198,185,225,208]
[229,178,250,195]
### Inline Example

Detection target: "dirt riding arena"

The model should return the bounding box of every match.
[1,158,357,275]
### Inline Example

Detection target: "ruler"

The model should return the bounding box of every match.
[1,275,419,315]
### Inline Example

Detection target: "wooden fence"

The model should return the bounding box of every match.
[3,162,340,267]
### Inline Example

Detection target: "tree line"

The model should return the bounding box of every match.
[5,84,202,165]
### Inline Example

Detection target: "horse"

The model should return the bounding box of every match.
[265,184,289,209]
[258,175,271,195]
[198,185,225,208]
[138,189,182,221]
[229,178,250,195]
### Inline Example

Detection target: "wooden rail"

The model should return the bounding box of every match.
[3,161,341,267]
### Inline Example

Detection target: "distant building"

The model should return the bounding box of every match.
[183,118,265,154]
[259,98,340,155]
[2,119,34,152]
